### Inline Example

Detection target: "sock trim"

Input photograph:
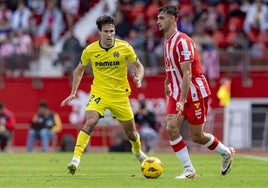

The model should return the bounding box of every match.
[170,136,186,152]
[81,129,90,136]
[169,136,183,145]
[203,134,214,148]
[208,136,219,150]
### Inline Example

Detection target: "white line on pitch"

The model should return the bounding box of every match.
[241,155,268,162]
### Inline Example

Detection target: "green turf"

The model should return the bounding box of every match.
[0,152,267,188]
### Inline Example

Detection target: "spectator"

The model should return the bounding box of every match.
[240,0,251,13]
[134,100,159,152]
[205,3,226,31]
[229,29,251,50]
[228,29,251,72]
[26,101,62,152]
[0,102,15,151]
[27,0,46,29]
[193,0,207,27]
[0,32,16,77]
[202,44,220,87]
[243,0,268,34]
[11,0,32,32]
[37,0,65,44]
[178,12,194,35]
[114,9,130,39]
[60,0,80,29]
[56,28,83,74]
[126,29,146,65]
[132,13,146,33]
[0,1,12,33]
[250,34,267,58]
[13,29,33,76]
[144,28,160,73]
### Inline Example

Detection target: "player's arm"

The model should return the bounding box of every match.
[132,58,144,88]
[164,76,171,96]
[60,63,86,106]
[176,61,192,117]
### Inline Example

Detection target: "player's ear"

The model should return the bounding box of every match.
[170,15,176,22]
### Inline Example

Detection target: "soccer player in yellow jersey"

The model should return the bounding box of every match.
[61,15,148,175]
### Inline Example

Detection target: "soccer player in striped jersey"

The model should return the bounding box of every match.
[157,5,235,179]
[61,15,147,175]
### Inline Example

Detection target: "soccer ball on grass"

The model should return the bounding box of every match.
[141,157,163,179]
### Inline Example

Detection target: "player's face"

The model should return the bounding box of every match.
[157,12,172,33]
[99,24,115,48]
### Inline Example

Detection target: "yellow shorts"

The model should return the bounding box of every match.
[85,90,134,121]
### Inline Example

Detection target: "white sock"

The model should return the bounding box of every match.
[204,134,230,156]
[170,136,194,170]
[215,142,230,156]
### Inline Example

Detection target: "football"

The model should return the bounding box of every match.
[141,157,163,179]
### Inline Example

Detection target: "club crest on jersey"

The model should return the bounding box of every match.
[194,102,200,109]
[113,51,120,58]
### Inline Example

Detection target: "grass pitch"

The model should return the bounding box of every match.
[0,152,267,188]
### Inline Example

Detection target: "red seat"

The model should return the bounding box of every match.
[226,31,237,46]
[212,30,226,48]
[228,17,244,32]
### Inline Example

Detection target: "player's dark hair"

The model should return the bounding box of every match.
[158,5,179,20]
[38,101,48,108]
[96,15,115,30]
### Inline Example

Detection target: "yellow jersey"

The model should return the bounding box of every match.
[81,39,137,95]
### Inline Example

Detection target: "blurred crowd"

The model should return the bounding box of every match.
[0,0,267,77]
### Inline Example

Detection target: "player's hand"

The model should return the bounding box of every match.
[175,101,184,120]
[132,73,142,88]
[60,94,76,107]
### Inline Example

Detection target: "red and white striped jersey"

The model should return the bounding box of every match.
[164,31,211,102]
[15,34,32,55]
[0,41,16,57]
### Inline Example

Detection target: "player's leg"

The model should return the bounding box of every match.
[165,96,197,179]
[67,110,100,174]
[67,91,106,175]
[120,119,147,162]
[189,124,235,175]
[166,114,197,179]
[110,96,147,163]
[187,97,235,175]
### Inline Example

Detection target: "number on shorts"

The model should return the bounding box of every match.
[89,94,101,104]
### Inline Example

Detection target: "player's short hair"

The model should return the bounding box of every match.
[96,15,115,30]
[38,101,48,108]
[158,5,179,20]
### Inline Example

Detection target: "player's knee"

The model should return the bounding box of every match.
[166,124,177,137]
[83,116,99,134]
[191,133,204,144]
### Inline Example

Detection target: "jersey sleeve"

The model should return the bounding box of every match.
[176,37,194,63]
[125,43,137,63]
[80,47,91,66]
